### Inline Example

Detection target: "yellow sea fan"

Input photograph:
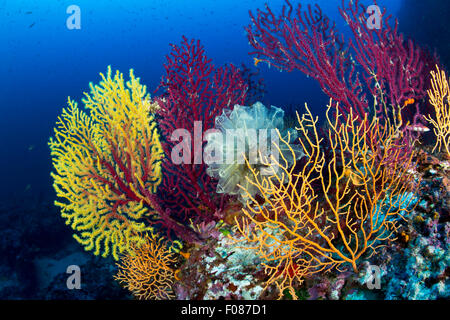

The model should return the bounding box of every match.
[49,66,164,260]
[114,232,177,300]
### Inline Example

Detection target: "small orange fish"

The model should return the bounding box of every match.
[179,251,190,260]
[253,57,263,67]
[403,98,415,107]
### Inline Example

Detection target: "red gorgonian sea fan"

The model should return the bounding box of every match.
[154,36,248,239]
[245,0,441,177]
[245,0,432,124]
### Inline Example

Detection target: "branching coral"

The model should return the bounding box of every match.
[246,0,433,125]
[425,65,450,156]
[233,100,417,299]
[246,0,431,173]
[204,102,302,202]
[115,232,177,300]
[49,66,164,260]
[155,36,248,230]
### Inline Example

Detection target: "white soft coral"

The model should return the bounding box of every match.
[204,101,303,201]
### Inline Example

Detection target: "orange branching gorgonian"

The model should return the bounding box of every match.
[114,232,177,300]
[233,100,417,299]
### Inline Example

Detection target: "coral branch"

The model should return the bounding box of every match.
[49,67,164,260]
[155,36,248,231]
[115,232,177,300]
[246,0,431,124]
[425,65,450,156]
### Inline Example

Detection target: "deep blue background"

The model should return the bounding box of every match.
[1,0,442,203]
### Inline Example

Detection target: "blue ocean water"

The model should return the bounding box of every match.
[0,0,449,301]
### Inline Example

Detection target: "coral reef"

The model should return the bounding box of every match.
[343,148,450,300]
[172,222,267,300]
[287,147,450,301]
[233,100,417,299]
[245,0,435,127]
[35,0,449,302]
